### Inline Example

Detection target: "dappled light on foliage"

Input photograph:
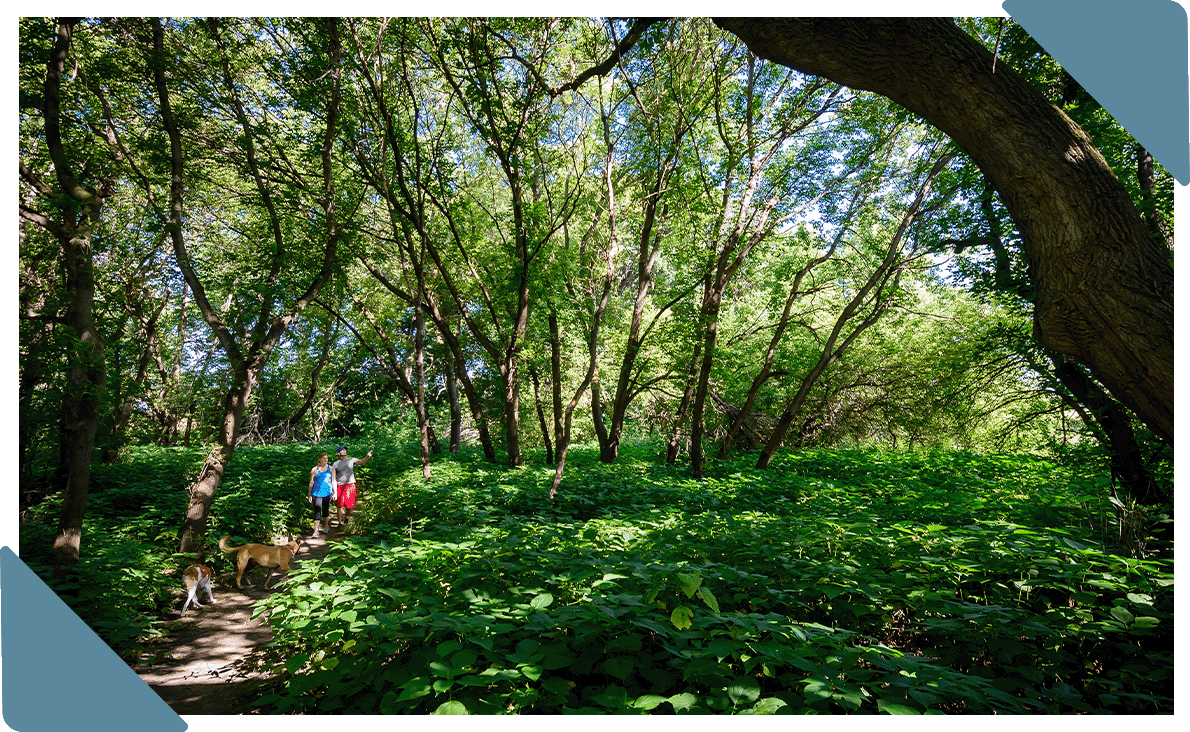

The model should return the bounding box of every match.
[16,16,1173,715]
[240,442,1170,714]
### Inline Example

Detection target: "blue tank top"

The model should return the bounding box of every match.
[312,465,334,497]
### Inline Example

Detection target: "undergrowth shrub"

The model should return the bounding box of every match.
[18,441,371,661]
[249,445,1173,714]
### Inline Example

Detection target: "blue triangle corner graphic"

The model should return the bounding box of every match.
[1,546,187,732]
[1003,0,1190,184]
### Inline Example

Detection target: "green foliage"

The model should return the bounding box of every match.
[245,443,1172,714]
[18,442,338,660]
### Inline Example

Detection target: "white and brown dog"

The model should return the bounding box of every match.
[181,563,216,614]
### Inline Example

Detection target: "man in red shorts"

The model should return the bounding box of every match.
[332,446,372,528]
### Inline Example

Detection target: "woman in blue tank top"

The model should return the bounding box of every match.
[307,453,336,537]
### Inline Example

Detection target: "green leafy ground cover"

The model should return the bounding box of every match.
[19,443,318,660]
[17,441,1173,712]
[241,442,1173,714]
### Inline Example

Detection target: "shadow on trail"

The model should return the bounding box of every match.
[136,529,336,715]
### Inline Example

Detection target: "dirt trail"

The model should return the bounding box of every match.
[135,529,336,715]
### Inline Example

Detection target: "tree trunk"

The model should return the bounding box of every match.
[604,212,666,463]
[666,340,703,465]
[413,298,432,481]
[689,291,722,479]
[530,365,554,466]
[718,223,843,459]
[445,353,462,453]
[501,365,523,467]
[53,263,105,577]
[590,369,610,455]
[549,309,564,459]
[180,364,256,553]
[286,323,335,432]
[163,18,343,552]
[1051,355,1160,505]
[716,17,1173,444]
[25,19,111,578]
[753,152,950,468]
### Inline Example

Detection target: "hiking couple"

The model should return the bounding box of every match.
[307,446,372,536]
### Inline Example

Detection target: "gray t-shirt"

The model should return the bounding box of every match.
[333,457,361,485]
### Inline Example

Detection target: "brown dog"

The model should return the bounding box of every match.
[219,535,300,589]
[181,563,215,614]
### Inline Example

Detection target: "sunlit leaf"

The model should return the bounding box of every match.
[432,700,468,715]
[696,586,720,614]
[670,606,694,630]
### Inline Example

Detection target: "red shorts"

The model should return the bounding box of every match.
[336,482,357,509]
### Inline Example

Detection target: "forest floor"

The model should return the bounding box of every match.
[135,525,337,715]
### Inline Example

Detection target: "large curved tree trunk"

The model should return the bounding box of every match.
[715,18,1173,444]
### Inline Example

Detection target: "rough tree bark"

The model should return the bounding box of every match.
[714,17,1173,444]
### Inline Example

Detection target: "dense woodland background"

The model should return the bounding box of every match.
[16,17,1174,715]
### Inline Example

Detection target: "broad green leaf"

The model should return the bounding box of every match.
[284,654,309,674]
[629,617,671,637]
[451,648,478,669]
[1049,682,1083,705]
[633,694,668,710]
[601,656,633,681]
[667,692,699,712]
[752,697,788,714]
[1110,606,1134,624]
[670,606,694,630]
[378,690,405,714]
[804,680,833,702]
[433,700,468,715]
[394,677,433,702]
[530,592,554,609]
[696,586,720,614]
[591,684,629,709]
[727,677,761,705]
[540,649,576,670]
[677,571,703,599]
[705,638,736,659]
[878,699,921,715]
